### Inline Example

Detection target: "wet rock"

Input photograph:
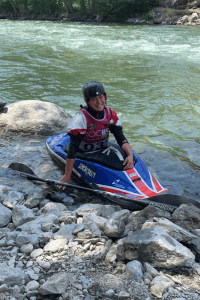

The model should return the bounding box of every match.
[12,205,35,227]
[117,228,195,268]
[0,100,71,136]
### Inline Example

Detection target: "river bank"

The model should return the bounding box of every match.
[0,7,200,26]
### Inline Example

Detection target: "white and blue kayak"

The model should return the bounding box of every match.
[46,133,173,209]
[46,134,200,211]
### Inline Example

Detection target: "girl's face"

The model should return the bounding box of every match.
[88,94,106,112]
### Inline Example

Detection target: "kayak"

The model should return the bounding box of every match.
[46,133,169,210]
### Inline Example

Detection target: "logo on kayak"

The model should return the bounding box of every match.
[112,179,125,189]
[129,172,137,178]
[78,163,96,178]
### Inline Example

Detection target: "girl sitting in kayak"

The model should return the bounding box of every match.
[60,81,133,184]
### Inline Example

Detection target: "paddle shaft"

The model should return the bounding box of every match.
[19,171,177,212]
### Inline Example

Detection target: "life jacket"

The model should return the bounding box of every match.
[79,107,112,152]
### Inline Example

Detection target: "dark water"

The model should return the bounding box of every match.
[1,20,200,170]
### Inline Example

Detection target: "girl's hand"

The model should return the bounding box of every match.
[123,155,134,170]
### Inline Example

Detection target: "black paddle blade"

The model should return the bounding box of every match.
[9,163,36,175]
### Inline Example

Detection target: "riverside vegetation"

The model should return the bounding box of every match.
[1,0,200,24]
[0,101,200,300]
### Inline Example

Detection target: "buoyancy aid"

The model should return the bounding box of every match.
[79,107,115,152]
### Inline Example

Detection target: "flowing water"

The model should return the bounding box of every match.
[1,20,200,169]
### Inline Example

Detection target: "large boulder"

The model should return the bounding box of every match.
[0,100,71,136]
[116,228,195,268]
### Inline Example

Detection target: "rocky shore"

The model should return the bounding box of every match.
[0,6,200,26]
[1,100,200,300]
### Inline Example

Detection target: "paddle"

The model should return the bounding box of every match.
[8,162,200,212]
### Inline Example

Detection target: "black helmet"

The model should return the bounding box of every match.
[82,81,106,103]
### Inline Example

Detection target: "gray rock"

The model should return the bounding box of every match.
[96,205,121,218]
[188,12,198,22]
[12,205,35,227]
[172,204,200,230]
[25,187,49,208]
[77,230,93,239]
[43,238,68,252]
[105,243,118,263]
[105,289,115,297]
[17,213,58,234]
[15,231,30,246]
[37,259,51,269]
[76,204,103,217]
[150,275,175,298]
[0,203,12,227]
[104,219,125,238]
[25,280,40,292]
[126,260,144,281]
[143,262,159,278]
[54,223,77,240]
[0,263,24,286]
[0,185,24,208]
[117,228,195,268]
[142,217,198,242]
[83,213,107,231]
[126,205,171,232]
[39,273,73,295]
[59,211,77,224]
[41,202,69,217]
[127,280,151,299]
[38,231,53,246]
[30,248,44,258]
[118,291,130,299]
[84,221,101,238]
[0,100,71,136]
[110,209,130,224]
[20,243,34,254]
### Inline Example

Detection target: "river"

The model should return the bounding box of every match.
[1,20,200,170]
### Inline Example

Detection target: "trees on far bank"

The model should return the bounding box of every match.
[0,0,159,21]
